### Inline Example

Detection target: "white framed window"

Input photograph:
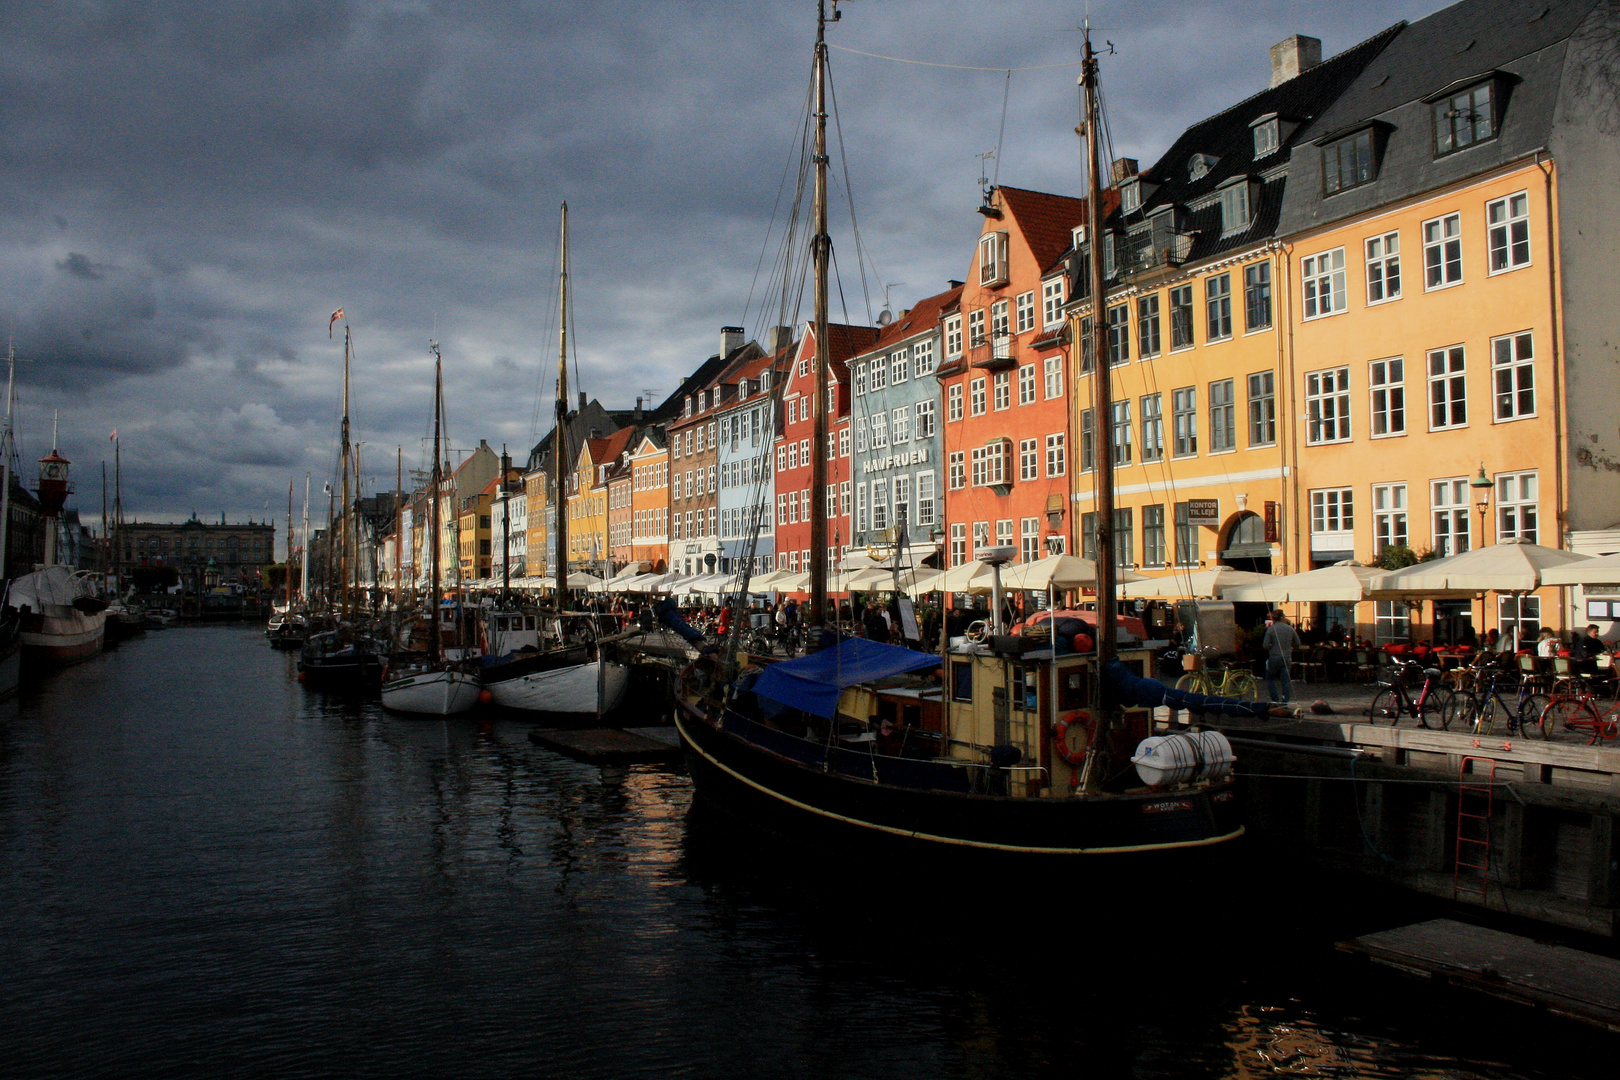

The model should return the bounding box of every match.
[1244,262,1272,331]
[870,412,888,449]
[1247,371,1276,447]
[1019,438,1039,481]
[1045,432,1066,477]
[912,340,935,378]
[892,474,911,528]
[978,231,1008,286]
[890,349,909,384]
[1426,346,1467,431]
[868,357,887,391]
[1015,291,1036,334]
[990,300,1009,339]
[891,406,910,444]
[944,315,963,358]
[1492,330,1535,421]
[1305,367,1351,445]
[948,450,965,490]
[950,522,966,566]
[1021,517,1041,563]
[1206,274,1232,340]
[1310,487,1353,533]
[855,482,867,531]
[996,519,1015,549]
[1138,294,1161,358]
[916,471,935,527]
[1173,503,1196,566]
[1499,594,1540,650]
[969,377,986,416]
[839,480,850,517]
[1431,477,1471,557]
[855,362,868,395]
[1142,504,1165,567]
[787,441,799,470]
[1018,364,1036,405]
[1372,482,1407,552]
[1172,387,1197,457]
[1301,248,1347,318]
[1080,409,1094,471]
[1496,470,1538,544]
[948,383,963,421]
[1110,400,1132,466]
[915,400,936,439]
[1423,213,1463,289]
[1368,357,1405,437]
[1141,394,1163,462]
[1041,278,1065,326]
[1107,304,1131,364]
[993,370,1010,411]
[1043,355,1063,399]
[1434,81,1497,156]
[839,427,850,457]
[1374,601,1411,646]
[854,416,868,453]
[1209,378,1236,452]
[1365,231,1400,304]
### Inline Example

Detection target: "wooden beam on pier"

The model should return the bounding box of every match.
[1340,918,1620,1033]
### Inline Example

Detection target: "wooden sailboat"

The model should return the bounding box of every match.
[380,341,482,715]
[478,202,630,720]
[669,6,1260,860]
[298,315,383,687]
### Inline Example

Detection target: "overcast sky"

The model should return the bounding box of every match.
[0,0,1444,536]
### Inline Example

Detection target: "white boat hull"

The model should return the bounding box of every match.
[381,668,483,716]
[19,607,106,666]
[487,658,629,719]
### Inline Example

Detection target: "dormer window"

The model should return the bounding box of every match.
[1252,116,1280,157]
[1429,78,1499,156]
[1319,125,1386,195]
[1218,177,1257,235]
[759,369,770,391]
[978,231,1009,287]
[1188,153,1218,182]
[1071,225,1087,248]
[1121,177,1141,214]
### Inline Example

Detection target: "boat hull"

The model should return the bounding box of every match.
[674,696,1242,860]
[297,651,382,690]
[486,658,629,721]
[19,609,106,667]
[0,640,19,699]
[381,668,482,716]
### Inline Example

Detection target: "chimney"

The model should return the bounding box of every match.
[578,391,587,412]
[767,325,793,354]
[721,325,745,357]
[1111,157,1139,184]
[634,396,644,421]
[1269,35,1321,88]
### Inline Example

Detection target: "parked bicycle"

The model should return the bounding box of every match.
[1368,660,1453,729]
[1533,681,1620,744]
[1441,666,1547,735]
[1174,648,1260,700]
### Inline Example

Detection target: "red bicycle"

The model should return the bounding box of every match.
[1532,684,1620,744]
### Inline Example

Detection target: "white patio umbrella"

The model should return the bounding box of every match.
[1374,540,1590,594]
[1223,562,1389,603]
[903,570,945,597]
[928,560,997,595]
[761,571,809,593]
[1541,551,1620,587]
[1000,554,1149,591]
[1120,566,1273,599]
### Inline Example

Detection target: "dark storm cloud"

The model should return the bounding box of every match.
[0,0,1443,524]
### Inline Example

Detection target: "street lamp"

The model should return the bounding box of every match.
[1470,463,1493,548]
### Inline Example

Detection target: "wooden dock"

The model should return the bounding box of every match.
[528,725,682,764]
[1340,918,1620,1032]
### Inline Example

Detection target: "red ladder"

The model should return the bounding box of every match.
[1453,756,1497,903]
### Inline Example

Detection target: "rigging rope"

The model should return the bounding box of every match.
[828,43,1083,72]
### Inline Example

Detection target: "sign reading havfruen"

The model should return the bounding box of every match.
[1186,499,1220,525]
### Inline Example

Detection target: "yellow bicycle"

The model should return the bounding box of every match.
[1174,651,1260,700]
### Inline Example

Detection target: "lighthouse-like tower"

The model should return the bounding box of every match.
[36,443,71,567]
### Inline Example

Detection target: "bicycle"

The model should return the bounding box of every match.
[1533,681,1620,744]
[1441,665,1547,735]
[1368,660,1453,729]
[1174,648,1260,700]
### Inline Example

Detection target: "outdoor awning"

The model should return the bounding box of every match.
[1223,562,1389,603]
[1000,554,1148,591]
[752,637,941,719]
[1374,541,1590,594]
[1541,551,1620,587]
[1121,567,1273,599]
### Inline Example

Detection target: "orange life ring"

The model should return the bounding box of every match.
[1052,710,1094,767]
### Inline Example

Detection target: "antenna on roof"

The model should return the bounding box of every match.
[876,281,903,326]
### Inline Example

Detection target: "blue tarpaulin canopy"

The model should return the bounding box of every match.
[751,638,941,719]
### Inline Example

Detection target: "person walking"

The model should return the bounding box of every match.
[1262,609,1299,705]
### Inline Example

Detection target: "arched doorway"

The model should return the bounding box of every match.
[1219,511,1272,574]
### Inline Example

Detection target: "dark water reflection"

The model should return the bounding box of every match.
[0,626,1609,1078]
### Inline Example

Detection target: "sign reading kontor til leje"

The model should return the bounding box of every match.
[1186,499,1220,525]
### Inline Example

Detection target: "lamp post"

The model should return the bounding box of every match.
[1471,463,1493,641]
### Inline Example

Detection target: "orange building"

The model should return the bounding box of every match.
[627,431,670,573]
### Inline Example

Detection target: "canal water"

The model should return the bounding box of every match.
[0,625,1611,1078]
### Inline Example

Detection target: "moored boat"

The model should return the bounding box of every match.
[10,565,107,667]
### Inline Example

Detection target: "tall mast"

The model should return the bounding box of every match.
[286,480,294,605]
[0,344,13,581]
[500,444,512,603]
[807,0,836,626]
[1082,28,1116,665]
[101,462,108,575]
[300,472,311,604]
[113,435,122,586]
[339,321,352,619]
[554,202,571,605]
[429,342,444,663]
[394,446,403,608]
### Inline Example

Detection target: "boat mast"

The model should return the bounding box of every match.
[300,472,311,605]
[0,344,13,581]
[429,342,444,664]
[394,446,403,610]
[339,321,352,620]
[554,202,571,605]
[807,0,837,626]
[286,480,294,606]
[100,462,108,576]
[1082,28,1116,666]
[113,435,122,589]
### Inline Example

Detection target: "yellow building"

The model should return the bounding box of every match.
[567,427,634,575]
[457,479,498,580]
